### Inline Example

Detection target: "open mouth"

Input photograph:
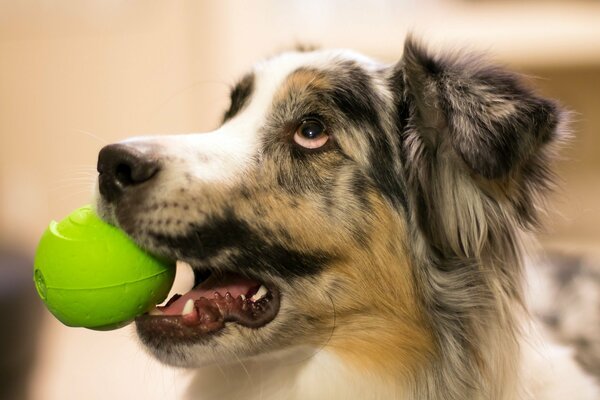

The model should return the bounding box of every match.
[135,267,281,343]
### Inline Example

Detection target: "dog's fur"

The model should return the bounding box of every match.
[95,37,600,399]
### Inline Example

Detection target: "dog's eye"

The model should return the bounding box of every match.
[293,119,329,149]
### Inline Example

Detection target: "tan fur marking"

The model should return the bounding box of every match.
[274,68,333,105]
[291,195,434,378]
[325,204,433,376]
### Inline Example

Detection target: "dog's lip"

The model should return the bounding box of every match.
[135,270,281,343]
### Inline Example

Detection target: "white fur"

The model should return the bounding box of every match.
[185,348,405,400]
[181,335,599,400]
[520,330,599,400]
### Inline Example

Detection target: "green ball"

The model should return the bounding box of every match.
[33,205,175,330]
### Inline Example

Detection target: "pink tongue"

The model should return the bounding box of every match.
[159,274,260,316]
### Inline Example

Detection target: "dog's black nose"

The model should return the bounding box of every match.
[97,143,160,202]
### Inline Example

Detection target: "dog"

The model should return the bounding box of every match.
[94,37,600,399]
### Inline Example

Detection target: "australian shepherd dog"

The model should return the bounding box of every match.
[94,37,599,399]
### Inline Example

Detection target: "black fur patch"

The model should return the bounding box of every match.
[223,73,255,122]
[366,130,408,210]
[148,210,332,279]
[327,61,383,130]
[326,63,408,209]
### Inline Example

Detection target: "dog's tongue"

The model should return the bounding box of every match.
[158,273,260,316]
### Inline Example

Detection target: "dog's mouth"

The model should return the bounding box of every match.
[135,268,280,343]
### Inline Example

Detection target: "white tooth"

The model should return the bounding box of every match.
[251,285,268,301]
[182,299,195,315]
[149,308,163,316]
[240,294,246,300]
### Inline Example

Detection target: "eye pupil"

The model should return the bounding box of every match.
[300,121,323,139]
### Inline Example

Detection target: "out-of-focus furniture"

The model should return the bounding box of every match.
[0,249,41,400]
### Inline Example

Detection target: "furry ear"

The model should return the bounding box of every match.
[400,37,562,179]
[393,37,567,258]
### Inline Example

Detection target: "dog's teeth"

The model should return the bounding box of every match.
[251,285,268,301]
[182,299,195,315]
[149,308,163,316]
[240,294,246,301]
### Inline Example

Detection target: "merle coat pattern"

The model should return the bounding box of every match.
[94,37,600,399]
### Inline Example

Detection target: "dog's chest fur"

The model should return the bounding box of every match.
[184,339,598,400]
[185,349,408,400]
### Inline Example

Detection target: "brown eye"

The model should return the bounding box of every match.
[293,119,329,149]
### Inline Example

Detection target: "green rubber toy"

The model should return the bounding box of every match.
[33,205,175,330]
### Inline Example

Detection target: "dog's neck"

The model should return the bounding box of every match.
[185,346,409,400]
[183,322,597,400]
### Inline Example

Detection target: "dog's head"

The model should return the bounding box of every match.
[95,37,563,388]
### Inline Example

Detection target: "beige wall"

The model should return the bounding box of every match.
[0,2,231,250]
[530,66,600,249]
[2,1,600,252]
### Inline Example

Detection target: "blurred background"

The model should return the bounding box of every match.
[1,0,599,399]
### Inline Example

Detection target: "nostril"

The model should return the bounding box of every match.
[115,163,134,186]
[97,143,160,202]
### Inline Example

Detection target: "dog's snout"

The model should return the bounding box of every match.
[97,143,160,202]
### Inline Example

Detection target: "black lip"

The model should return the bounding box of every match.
[135,285,281,346]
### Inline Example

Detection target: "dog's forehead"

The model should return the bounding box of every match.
[223,49,383,132]
[244,50,380,111]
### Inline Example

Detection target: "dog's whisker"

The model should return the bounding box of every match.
[232,352,252,384]
[49,183,95,193]
[52,176,96,184]
[57,174,96,181]
[212,353,231,384]
[145,79,231,122]
[62,169,97,175]
[51,172,96,184]
[55,188,95,198]
[64,163,98,169]
[49,179,96,190]
[50,181,95,188]
[72,129,109,144]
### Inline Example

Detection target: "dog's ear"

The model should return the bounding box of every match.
[399,37,562,180]
[392,37,567,257]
